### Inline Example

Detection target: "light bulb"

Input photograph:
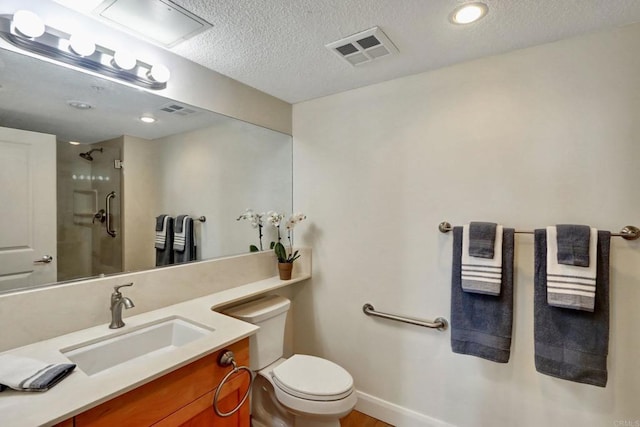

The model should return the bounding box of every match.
[147,64,170,83]
[12,10,45,38]
[111,51,137,70]
[450,3,488,25]
[69,34,96,57]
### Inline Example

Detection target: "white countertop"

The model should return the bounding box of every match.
[0,274,309,427]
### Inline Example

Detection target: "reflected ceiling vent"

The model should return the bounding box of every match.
[157,102,200,117]
[326,27,398,67]
[93,0,212,47]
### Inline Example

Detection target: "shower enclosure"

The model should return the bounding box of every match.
[56,142,122,281]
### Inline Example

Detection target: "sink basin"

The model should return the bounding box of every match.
[61,317,215,376]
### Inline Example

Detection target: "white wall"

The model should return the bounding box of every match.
[122,135,161,272]
[292,23,640,427]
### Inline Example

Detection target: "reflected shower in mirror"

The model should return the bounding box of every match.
[0,47,292,293]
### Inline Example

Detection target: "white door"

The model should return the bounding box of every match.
[0,126,56,292]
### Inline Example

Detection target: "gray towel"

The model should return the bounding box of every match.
[556,224,591,267]
[155,215,174,267]
[469,222,497,258]
[534,229,610,387]
[174,215,196,264]
[451,226,515,363]
[155,214,169,250]
[0,355,75,392]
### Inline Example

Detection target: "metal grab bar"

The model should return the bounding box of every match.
[362,303,448,331]
[105,191,116,238]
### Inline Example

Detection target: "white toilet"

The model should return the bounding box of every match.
[223,295,357,427]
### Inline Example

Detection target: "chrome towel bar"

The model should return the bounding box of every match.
[438,221,640,240]
[362,303,448,331]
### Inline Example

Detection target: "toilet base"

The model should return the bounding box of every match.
[251,371,354,427]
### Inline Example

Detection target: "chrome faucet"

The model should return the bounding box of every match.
[109,283,135,329]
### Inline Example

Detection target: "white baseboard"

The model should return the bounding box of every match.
[354,390,456,427]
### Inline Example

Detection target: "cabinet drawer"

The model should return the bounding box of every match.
[153,371,251,427]
[75,338,249,427]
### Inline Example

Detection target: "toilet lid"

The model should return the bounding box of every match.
[272,355,354,401]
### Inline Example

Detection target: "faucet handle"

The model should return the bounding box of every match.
[113,282,133,293]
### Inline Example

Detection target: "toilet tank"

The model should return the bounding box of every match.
[222,295,291,370]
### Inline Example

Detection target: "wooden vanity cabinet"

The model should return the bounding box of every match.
[61,338,250,427]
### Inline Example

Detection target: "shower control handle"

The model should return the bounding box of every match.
[93,209,106,224]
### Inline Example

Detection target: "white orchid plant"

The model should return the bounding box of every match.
[236,209,266,252]
[274,212,307,263]
[237,210,307,261]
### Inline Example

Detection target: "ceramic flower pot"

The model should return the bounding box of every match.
[278,262,293,280]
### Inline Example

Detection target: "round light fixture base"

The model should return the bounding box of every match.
[450,2,489,25]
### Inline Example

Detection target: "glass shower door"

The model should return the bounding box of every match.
[57,143,122,281]
[90,145,122,277]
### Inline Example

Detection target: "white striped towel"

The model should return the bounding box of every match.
[461,224,503,295]
[0,355,75,392]
[173,215,190,252]
[546,226,597,311]
[155,215,169,250]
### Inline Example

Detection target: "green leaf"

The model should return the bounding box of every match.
[270,241,276,249]
[274,242,287,262]
[249,245,259,252]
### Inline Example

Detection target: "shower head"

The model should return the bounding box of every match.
[79,147,103,161]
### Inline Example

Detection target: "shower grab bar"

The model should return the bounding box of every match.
[105,191,116,238]
[362,303,448,331]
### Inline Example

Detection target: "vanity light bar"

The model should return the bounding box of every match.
[0,12,169,90]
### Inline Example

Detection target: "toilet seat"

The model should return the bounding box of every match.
[272,355,354,401]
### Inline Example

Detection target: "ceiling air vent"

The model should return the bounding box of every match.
[326,27,398,66]
[93,0,212,47]
[157,102,200,117]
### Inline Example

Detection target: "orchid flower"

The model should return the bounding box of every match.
[237,209,266,251]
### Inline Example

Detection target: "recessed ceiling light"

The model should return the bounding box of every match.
[67,100,93,110]
[140,116,156,123]
[68,141,81,145]
[450,2,488,25]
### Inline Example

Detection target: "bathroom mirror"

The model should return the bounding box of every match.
[0,47,292,293]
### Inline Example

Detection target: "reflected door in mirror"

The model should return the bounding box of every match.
[0,127,57,291]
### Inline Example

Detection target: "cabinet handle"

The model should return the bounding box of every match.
[213,350,253,417]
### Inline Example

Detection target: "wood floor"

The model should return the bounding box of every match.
[340,410,394,427]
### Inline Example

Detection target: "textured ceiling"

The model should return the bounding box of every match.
[160,0,640,103]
